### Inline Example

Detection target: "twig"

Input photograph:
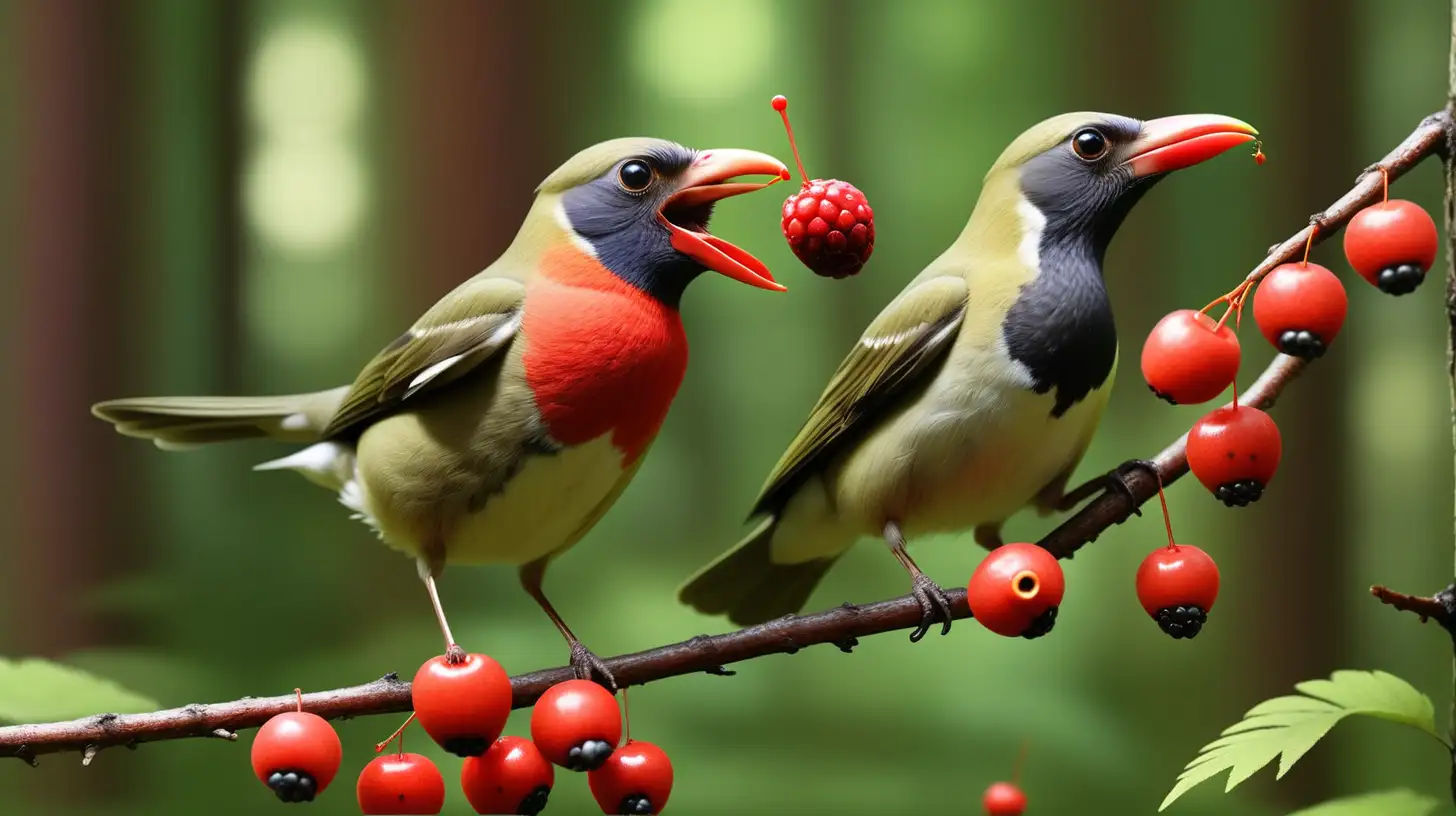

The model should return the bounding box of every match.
[1370,584,1456,634]
[0,109,1447,765]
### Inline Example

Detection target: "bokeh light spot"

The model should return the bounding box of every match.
[244,141,366,255]
[630,0,773,103]
[248,20,364,138]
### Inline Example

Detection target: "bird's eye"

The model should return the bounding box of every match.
[618,160,654,192]
[1071,128,1109,161]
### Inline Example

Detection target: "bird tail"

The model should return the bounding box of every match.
[91,388,348,451]
[678,515,838,627]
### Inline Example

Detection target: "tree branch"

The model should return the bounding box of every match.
[2,110,1448,766]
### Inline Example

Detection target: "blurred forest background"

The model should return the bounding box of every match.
[1,0,1453,813]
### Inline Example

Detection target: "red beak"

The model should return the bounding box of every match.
[1122,114,1258,177]
[659,148,791,292]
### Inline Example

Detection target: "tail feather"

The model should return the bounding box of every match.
[92,388,349,449]
[678,516,837,626]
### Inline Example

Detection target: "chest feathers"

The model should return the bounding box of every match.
[522,248,689,465]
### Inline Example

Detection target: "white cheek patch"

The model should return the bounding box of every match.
[1015,196,1047,277]
[555,200,599,259]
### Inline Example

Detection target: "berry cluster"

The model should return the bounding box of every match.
[1132,164,1437,640]
[771,95,875,279]
[249,657,673,813]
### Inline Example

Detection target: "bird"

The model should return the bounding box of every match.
[93,138,791,683]
[679,112,1257,640]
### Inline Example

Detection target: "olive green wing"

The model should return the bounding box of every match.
[321,276,527,439]
[750,275,969,516]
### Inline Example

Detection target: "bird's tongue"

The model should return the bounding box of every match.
[668,226,785,292]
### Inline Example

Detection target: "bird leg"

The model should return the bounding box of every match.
[419,562,466,664]
[973,523,1005,552]
[1051,458,1159,515]
[519,559,617,690]
[884,520,953,642]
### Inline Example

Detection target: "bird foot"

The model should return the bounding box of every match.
[444,643,467,664]
[907,573,954,643]
[569,641,618,691]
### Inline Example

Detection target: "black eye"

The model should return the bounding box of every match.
[1072,128,1108,161]
[618,160,654,192]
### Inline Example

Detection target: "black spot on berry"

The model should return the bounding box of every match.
[621,794,655,815]
[1148,384,1178,405]
[442,735,489,757]
[267,769,318,803]
[565,739,614,772]
[1155,605,1208,639]
[1277,328,1326,359]
[518,785,552,816]
[1020,606,1058,639]
[1377,263,1424,296]
[1213,480,1264,507]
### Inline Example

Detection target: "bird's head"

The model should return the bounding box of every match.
[984,112,1257,257]
[533,137,791,305]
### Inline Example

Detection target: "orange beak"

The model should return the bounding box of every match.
[659,148,791,292]
[1122,114,1258,177]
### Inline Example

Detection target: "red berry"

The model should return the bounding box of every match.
[1136,545,1220,640]
[1251,262,1347,359]
[1343,199,1438,296]
[530,679,622,772]
[966,543,1065,639]
[461,736,555,816]
[250,710,343,803]
[357,753,446,814]
[588,740,674,815]
[982,781,1027,815]
[412,653,513,758]
[771,94,875,279]
[1186,404,1281,507]
[1140,309,1241,405]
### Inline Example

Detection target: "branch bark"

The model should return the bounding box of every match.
[1,110,1448,766]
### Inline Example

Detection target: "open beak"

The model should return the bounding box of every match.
[1122,114,1258,178]
[659,148,791,292]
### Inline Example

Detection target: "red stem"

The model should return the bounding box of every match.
[775,100,811,185]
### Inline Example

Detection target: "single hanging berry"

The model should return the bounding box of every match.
[982,781,1028,815]
[1343,198,1438,295]
[250,691,344,804]
[771,94,875,279]
[588,740,675,815]
[966,543,1065,639]
[1251,262,1347,359]
[411,652,513,758]
[1185,404,1282,507]
[1140,309,1241,405]
[357,753,446,815]
[460,736,555,815]
[1136,544,1221,639]
[530,679,623,772]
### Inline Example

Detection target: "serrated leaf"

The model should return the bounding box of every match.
[1160,670,1447,811]
[0,657,157,723]
[1286,788,1440,816]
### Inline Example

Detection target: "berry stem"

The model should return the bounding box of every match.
[374,712,417,754]
[772,95,811,187]
[1301,224,1317,266]
[1013,740,1029,785]
[294,688,302,713]
[620,687,632,747]
[1381,166,1389,203]
[1154,470,1177,550]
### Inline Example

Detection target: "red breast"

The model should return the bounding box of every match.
[522,245,689,465]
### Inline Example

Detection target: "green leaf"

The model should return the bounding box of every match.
[1160,670,1447,811]
[0,657,158,723]
[1286,789,1441,816]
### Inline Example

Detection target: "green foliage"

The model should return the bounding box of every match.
[1286,789,1441,816]
[1160,671,1448,811]
[0,657,158,723]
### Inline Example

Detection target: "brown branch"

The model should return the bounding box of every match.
[1369,583,1456,628]
[1,110,1448,766]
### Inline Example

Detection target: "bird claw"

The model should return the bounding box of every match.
[907,573,954,643]
[569,642,618,691]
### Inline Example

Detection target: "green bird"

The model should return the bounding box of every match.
[679,112,1257,639]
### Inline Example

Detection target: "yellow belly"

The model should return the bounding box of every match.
[354,414,629,567]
